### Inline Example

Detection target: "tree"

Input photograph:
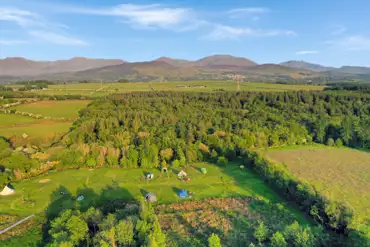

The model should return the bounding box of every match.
[254,222,268,244]
[115,220,135,246]
[208,233,222,247]
[270,232,287,247]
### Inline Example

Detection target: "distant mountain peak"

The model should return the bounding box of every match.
[280,60,333,72]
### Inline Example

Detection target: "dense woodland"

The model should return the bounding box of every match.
[1,90,370,246]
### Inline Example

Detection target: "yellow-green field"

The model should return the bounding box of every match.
[10,100,91,119]
[264,145,370,223]
[20,81,325,97]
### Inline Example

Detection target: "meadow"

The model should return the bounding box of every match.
[10,100,91,119]
[0,162,307,225]
[264,145,370,223]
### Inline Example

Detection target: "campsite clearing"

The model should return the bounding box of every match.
[0,162,307,225]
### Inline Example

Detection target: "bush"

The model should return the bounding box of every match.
[335,139,343,147]
[217,156,228,166]
[208,233,221,247]
[326,138,335,146]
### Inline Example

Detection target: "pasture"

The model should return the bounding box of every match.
[264,145,370,223]
[10,100,91,119]
[0,163,307,225]
[0,113,72,145]
[24,81,325,97]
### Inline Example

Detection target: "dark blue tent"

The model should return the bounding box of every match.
[178,189,188,198]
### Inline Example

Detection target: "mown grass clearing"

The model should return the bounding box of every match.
[0,163,308,225]
[10,100,91,119]
[264,145,370,223]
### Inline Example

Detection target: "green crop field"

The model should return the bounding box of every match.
[264,145,370,223]
[10,100,91,119]
[0,163,307,224]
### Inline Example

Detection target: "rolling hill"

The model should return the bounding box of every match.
[280,60,334,72]
[0,55,369,83]
[0,57,124,77]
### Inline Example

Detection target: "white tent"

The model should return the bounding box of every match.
[178,170,187,178]
[0,185,14,196]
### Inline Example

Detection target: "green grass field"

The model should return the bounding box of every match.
[264,145,370,223]
[0,113,72,140]
[0,163,307,224]
[10,100,91,119]
[0,113,37,126]
[22,81,325,97]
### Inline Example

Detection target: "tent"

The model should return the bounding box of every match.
[178,170,187,178]
[178,189,188,198]
[0,185,14,196]
[145,193,157,202]
[201,168,207,174]
[146,173,154,180]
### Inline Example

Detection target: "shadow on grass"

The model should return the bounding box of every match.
[42,183,134,246]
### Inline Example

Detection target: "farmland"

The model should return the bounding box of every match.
[10,100,91,119]
[13,81,326,97]
[264,145,370,223]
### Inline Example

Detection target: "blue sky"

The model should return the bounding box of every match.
[0,0,369,67]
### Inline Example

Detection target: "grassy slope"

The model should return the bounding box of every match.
[0,163,308,225]
[10,100,91,118]
[264,145,370,222]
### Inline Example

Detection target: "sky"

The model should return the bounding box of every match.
[0,0,369,67]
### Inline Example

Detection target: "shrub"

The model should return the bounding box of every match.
[217,156,228,166]
[335,139,343,147]
[326,138,335,146]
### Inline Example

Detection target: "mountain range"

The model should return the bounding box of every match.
[0,55,369,83]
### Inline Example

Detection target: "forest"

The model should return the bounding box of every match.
[1,90,370,246]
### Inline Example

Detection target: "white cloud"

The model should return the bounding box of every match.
[331,25,347,35]
[0,7,44,27]
[0,6,87,46]
[203,25,296,41]
[296,50,318,55]
[0,39,28,45]
[29,30,88,46]
[228,7,270,14]
[227,7,270,19]
[327,36,370,51]
[63,4,198,30]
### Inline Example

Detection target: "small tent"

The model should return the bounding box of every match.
[201,168,207,174]
[0,185,14,196]
[145,193,157,202]
[178,189,188,198]
[178,170,187,178]
[146,173,154,180]
[77,195,84,201]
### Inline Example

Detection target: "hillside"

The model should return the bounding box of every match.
[280,60,334,72]
[1,55,370,83]
[0,57,124,77]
